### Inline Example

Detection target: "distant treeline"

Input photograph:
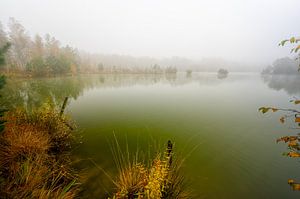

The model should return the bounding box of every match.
[261,57,299,75]
[0,18,178,77]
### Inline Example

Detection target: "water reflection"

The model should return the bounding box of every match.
[262,74,300,95]
[1,73,238,110]
[217,73,228,79]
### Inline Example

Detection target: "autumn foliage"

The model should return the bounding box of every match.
[259,99,300,190]
[0,104,79,198]
[110,141,190,199]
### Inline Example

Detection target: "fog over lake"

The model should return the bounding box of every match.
[2,72,300,198]
[1,0,300,70]
[1,0,300,198]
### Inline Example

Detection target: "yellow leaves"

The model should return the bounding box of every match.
[280,37,299,45]
[145,157,169,199]
[292,184,300,191]
[294,100,300,105]
[258,107,270,114]
[295,45,300,53]
[277,135,300,150]
[258,107,278,114]
[288,179,295,184]
[276,136,298,143]
[287,152,300,158]
[112,141,180,199]
[288,179,300,191]
[295,117,300,123]
[288,140,298,147]
[290,37,296,43]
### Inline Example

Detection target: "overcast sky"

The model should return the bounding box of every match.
[0,0,299,65]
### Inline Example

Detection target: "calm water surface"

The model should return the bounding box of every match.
[4,73,300,198]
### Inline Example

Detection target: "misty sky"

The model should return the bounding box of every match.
[0,0,299,65]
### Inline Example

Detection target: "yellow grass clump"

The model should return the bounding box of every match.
[110,141,191,199]
[0,103,79,199]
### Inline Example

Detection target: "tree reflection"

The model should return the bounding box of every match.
[262,74,300,95]
[1,73,230,110]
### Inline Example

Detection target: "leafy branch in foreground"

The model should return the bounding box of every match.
[260,36,300,191]
[279,37,300,69]
[259,99,300,190]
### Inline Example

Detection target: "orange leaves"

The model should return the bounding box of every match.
[292,184,300,191]
[287,152,300,158]
[276,136,298,143]
[288,179,295,184]
[288,140,298,147]
[295,117,300,123]
[288,179,300,191]
[277,136,300,155]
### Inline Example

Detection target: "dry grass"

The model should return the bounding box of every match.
[0,104,79,199]
[110,141,191,199]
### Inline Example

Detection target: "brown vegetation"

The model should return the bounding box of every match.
[110,141,190,199]
[0,104,79,198]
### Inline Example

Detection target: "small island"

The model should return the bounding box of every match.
[217,68,229,79]
[186,69,192,77]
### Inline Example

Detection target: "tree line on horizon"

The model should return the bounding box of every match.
[0,18,181,77]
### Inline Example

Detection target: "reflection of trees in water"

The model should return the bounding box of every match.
[262,74,300,95]
[2,73,234,109]
[217,73,228,79]
[1,77,94,109]
[165,73,177,82]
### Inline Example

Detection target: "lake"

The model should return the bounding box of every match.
[3,73,300,198]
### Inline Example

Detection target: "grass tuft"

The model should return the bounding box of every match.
[110,140,191,199]
[0,103,79,199]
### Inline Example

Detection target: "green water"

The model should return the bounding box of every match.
[3,73,300,198]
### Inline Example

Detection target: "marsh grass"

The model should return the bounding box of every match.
[0,103,79,198]
[109,139,191,199]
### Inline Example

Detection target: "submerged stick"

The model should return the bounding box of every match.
[166,140,173,167]
[60,97,69,117]
[60,97,74,130]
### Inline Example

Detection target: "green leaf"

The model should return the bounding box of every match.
[280,39,289,46]
[259,107,271,114]
[58,180,76,198]
[290,37,296,43]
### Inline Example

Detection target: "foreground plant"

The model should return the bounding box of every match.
[259,100,300,191]
[0,103,79,198]
[279,36,300,68]
[259,36,300,190]
[110,141,190,199]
